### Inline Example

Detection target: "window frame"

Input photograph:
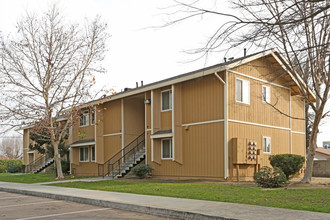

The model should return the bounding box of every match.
[161,89,172,112]
[79,110,90,127]
[262,85,271,103]
[161,138,173,160]
[79,146,89,162]
[262,136,271,154]
[235,78,250,105]
[91,146,96,162]
[90,108,95,125]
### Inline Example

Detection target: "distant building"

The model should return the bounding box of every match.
[315,147,330,160]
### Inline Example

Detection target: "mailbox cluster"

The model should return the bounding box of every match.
[248,141,257,160]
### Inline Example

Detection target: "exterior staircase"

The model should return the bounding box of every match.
[98,132,145,178]
[111,148,145,178]
[25,155,55,174]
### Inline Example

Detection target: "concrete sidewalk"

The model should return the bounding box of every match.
[0,181,329,220]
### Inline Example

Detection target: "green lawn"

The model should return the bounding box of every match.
[0,173,83,184]
[51,180,330,213]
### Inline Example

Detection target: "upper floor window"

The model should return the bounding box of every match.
[80,110,89,126]
[91,109,95,125]
[161,90,172,111]
[263,136,271,153]
[262,85,270,103]
[235,78,250,104]
[161,138,173,159]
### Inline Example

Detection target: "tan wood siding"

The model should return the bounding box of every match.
[103,99,122,135]
[151,122,224,178]
[291,96,305,132]
[182,75,224,124]
[228,71,290,128]
[173,83,183,164]
[152,89,161,132]
[229,122,290,179]
[145,92,151,130]
[123,96,145,146]
[104,135,122,162]
[95,105,104,163]
[292,133,305,157]
[161,111,172,130]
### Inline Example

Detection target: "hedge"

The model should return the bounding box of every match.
[0,159,23,173]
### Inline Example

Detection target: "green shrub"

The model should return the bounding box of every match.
[61,160,70,174]
[131,164,152,179]
[254,166,287,188]
[269,154,305,179]
[0,165,6,173]
[0,160,23,173]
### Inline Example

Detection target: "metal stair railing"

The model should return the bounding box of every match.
[25,154,54,173]
[98,132,145,177]
[25,155,44,173]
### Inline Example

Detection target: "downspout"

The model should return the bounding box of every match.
[214,71,228,180]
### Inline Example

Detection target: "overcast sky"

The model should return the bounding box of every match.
[0,0,329,146]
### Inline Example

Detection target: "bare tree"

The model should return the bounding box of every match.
[167,0,329,183]
[0,4,109,179]
[0,137,23,159]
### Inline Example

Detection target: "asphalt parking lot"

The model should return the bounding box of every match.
[0,191,177,219]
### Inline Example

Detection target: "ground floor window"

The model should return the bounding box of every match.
[161,138,173,159]
[91,146,95,162]
[263,136,271,153]
[79,147,89,162]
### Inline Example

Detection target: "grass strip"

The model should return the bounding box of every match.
[50,180,330,213]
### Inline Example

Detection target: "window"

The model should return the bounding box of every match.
[262,85,270,103]
[79,147,89,162]
[263,136,271,153]
[91,146,96,162]
[80,110,89,126]
[161,90,172,111]
[161,139,173,159]
[91,109,95,125]
[235,78,250,104]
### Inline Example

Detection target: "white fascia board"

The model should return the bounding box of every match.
[271,50,316,101]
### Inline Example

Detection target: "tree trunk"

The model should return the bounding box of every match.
[53,142,64,179]
[301,109,321,183]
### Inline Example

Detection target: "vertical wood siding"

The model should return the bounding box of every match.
[229,58,290,128]
[182,75,224,124]
[291,96,305,132]
[229,122,290,178]
[123,96,145,146]
[103,99,122,135]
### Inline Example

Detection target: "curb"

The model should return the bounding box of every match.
[0,187,238,220]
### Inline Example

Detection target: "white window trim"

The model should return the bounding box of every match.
[161,138,173,160]
[262,85,270,103]
[91,146,96,162]
[262,136,271,154]
[79,146,89,162]
[161,89,172,112]
[80,110,90,127]
[235,78,250,105]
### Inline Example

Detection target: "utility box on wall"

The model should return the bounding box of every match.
[232,138,260,165]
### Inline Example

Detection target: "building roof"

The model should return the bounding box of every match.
[315,148,330,156]
[84,48,315,107]
[0,155,9,160]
